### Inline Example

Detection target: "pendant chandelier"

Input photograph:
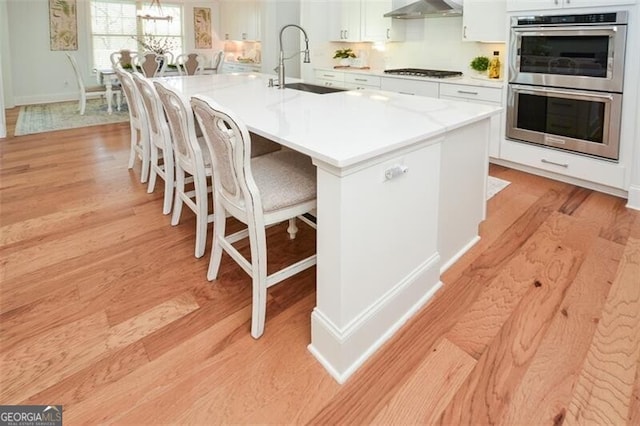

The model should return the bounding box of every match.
[137,0,173,22]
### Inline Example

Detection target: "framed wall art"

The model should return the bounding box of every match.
[49,0,78,51]
[194,7,212,49]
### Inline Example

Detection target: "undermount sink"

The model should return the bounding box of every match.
[283,82,346,94]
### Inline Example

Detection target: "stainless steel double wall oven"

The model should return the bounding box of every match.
[507,11,628,161]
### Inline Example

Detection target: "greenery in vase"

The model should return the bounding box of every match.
[333,48,356,59]
[132,34,177,55]
[470,56,490,72]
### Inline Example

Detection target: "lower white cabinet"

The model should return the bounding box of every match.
[343,73,381,90]
[500,138,626,189]
[314,70,383,90]
[439,83,504,158]
[314,70,347,89]
[222,62,261,73]
[380,77,439,98]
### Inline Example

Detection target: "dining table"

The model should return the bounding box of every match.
[97,66,217,114]
[96,69,120,114]
[152,71,500,383]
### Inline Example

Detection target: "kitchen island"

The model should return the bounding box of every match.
[158,72,501,383]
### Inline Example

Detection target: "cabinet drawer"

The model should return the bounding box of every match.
[314,70,344,83]
[501,139,626,189]
[381,77,439,98]
[440,83,502,103]
[344,73,381,87]
[316,79,348,90]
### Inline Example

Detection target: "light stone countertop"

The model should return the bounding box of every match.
[158,72,501,169]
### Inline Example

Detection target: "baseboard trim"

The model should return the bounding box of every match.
[627,184,640,211]
[308,253,442,384]
[14,94,77,106]
[440,235,480,273]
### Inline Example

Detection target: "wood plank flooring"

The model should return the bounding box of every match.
[1,110,639,424]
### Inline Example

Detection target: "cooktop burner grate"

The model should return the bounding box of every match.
[384,68,463,78]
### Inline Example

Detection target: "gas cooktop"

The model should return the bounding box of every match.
[384,68,463,78]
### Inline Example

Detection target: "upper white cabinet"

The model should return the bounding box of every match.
[329,0,362,41]
[329,0,405,42]
[463,0,506,42]
[220,0,261,41]
[507,0,636,12]
[361,0,405,42]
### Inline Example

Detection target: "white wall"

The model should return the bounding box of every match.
[3,0,221,106]
[0,0,8,137]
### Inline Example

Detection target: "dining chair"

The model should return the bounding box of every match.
[65,53,122,115]
[153,80,214,258]
[175,53,206,76]
[135,51,169,77]
[190,94,317,339]
[110,49,138,70]
[114,66,150,183]
[131,72,175,215]
[207,51,224,74]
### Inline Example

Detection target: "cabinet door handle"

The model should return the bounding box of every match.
[354,78,367,82]
[399,91,415,96]
[463,26,467,39]
[386,29,390,39]
[457,90,479,95]
[345,30,348,39]
[541,158,569,168]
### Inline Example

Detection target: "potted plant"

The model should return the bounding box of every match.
[333,48,356,67]
[470,55,490,76]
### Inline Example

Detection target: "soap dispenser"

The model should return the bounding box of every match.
[488,51,501,79]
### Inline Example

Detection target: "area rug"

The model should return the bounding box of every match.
[14,98,129,136]
[487,176,511,200]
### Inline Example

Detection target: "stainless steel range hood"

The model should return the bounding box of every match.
[384,0,463,19]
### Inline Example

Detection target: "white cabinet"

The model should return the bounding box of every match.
[440,83,504,158]
[343,73,382,90]
[507,0,636,12]
[328,0,362,41]
[329,0,405,42]
[361,0,405,42]
[380,77,439,98]
[222,62,261,74]
[315,70,348,89]
[462,0,506,42]
[500,139,626,189]
[314,69,383,90]
[220,0,260,41]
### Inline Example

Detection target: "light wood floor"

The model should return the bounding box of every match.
[1,108,639,424]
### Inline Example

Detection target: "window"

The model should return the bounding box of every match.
[90,0,183,70]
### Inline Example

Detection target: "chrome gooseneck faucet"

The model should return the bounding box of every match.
[277,24,310,89]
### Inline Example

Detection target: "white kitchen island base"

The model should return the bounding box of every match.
[159,73,499,384]
[308,120,490,383]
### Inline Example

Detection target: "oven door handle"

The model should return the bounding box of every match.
[510,84,615,101]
